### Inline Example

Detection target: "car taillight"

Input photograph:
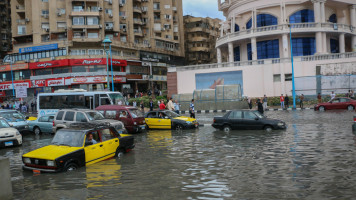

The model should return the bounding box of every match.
[213,119,216,123]
[354,115,356,122]
[53,121,55,127]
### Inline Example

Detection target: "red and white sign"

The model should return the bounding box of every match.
[0,81,30,90]
[71,76,107,84]
[29,59,69,69]
[46,78,64,87]
[110,59,127,66]
[114,76,126,83]
[0,63,29,72]
[70,58,105,66]
[32,80,46,87]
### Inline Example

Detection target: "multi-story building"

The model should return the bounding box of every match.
[168,0,356,98]
[1,0,184,98]
[0,0,11,59]
[183,15,221,65]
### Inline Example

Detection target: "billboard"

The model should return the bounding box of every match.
[195,71,243,90]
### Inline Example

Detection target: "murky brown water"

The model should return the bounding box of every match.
[1,110,356,200]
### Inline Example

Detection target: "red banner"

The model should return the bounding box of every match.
[110,59,127,66]
[0,63,28,72]
[0,81,31,90]
[29,59,69,69]
[31,80,46,87]
[69,58,127,66]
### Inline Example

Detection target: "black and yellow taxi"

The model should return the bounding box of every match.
[22,123,134,173]
[144,110,198,130]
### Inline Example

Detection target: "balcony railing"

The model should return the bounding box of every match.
[217,23,356,47]
[176,52,356,72]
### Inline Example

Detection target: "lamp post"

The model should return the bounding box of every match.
[289,25,296,109]
[103,36,114,91]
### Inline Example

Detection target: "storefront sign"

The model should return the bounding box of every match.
[32,80,46,87]
[0,82,30,90]
[16,86,27,98]
[70,58,105,66]
[0,63,28,72]
[151,75,167,81]
[29,59,69,69]
[46,78,65,87]
[113,76,126,83]
[110,59,127,66]
[19,43,58,54]
[71,76,107,84]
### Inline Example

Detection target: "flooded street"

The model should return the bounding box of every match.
[2,110,356,200]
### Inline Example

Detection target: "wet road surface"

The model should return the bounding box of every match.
[1,110,356,200]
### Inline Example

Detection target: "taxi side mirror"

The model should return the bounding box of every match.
[85,141,93,146]
[165,116,169,119]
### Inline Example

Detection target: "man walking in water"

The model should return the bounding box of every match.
[280,94,285,109]
[189,99,195,119]
[263,95,268,111]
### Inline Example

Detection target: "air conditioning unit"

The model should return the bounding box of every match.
[105,26,113,30]
[51,56,55,60]
[148,44,151,48]
[123,28,127,32]
[34,58,39,62]
[161,28,165,31]
[99,25,102,29]
[109,14,113,18]
[98,7,103,11]
[25,18,30,22]
[119,4,123,7]
[114,33,119,36]
[109,0,112,5]
[122,16,126,19]
[45,28,49,32]
[57,13,61,16]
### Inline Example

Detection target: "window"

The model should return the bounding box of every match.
[119,11,126,16]
[73,6,84,12]
[329,14,337,23]
[73,17,84,25]
[71,49,86,55]
[105,110,117,119]
[76,112,87,122]
[42,10,49,15]
[88,32,99,38]
[88,49,104,55]
[292,37,316,56]
[72,66,87,73]
[330,39,339,53]
[58,8,66,15]
[234,46,240,61]
[165,15,171,19]
[174,25,178,33]
[235,24,240,32]
[105,9,112,14]
[164,5,170,9]
[247,39,280,60]
[57,22,66,28]
[273,74,281,82]
[246,14,277,29]
[120,35,127,42]
[153,3,160,10]
[35,68,52,76]
[41,23,49,29]
[154,23,161,31]
[53,67,71,74]
[228,111,242,119]
[18,25,26,35]
[56,111,64,120]
[42,0,48,2]
[87,17,99,25]
[100,128,116,141]
[244,111,257,119]
[289,9,314,23]
[285,74,292,81]
[64,111,75,121]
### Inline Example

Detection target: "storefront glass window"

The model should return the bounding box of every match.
[89,65,106,72]
[72,66,87,73]
[53,67,71,74]
[35,68,52,76]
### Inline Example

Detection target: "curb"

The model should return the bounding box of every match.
[179,108,312,114]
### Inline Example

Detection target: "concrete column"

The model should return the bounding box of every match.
[350,5,356,27]
[230,18,234,33]
[232,16,236,32]
[315,32,322,54]
[322,33,327,53]
[251,37,257,60]
[253,9,257,28]
[251,10,255,29]
[217,47,222,63]
[228,42,234,62]
[352,36,356,52]
[339,33,345,53]
[220,24,224,37]
[313,0,321,23]
[282,34,289,58]
[321,1,325,23]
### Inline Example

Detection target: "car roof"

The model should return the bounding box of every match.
[64,123,113,132]
[96,105,137,110]
[58,109,93,111]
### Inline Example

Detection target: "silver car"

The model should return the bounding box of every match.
[0,117,22,147]
[53,109,126,134]
[0,110,29,132]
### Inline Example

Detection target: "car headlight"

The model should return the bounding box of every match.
[277,122,284,126]
[47,160,55,167]
[16,131,21,136]
[186,121,192,124]
[23,157,31,164]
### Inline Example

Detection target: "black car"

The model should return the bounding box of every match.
[212,110,286,132]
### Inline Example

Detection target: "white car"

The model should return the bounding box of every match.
[0,117,22,148]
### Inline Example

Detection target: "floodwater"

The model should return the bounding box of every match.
[1,110,356,200]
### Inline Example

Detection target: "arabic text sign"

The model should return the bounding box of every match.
[16,86,27,98]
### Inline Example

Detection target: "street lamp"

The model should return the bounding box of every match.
[289,25,296,109]
[103,36,114,91]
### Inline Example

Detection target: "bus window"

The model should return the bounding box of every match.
[84,96,92,109]
[95,94,100,108]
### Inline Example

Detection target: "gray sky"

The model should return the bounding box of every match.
[183,0,224,20]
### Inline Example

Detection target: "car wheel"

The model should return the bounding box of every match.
[175,124,183,131]
[33,127,41,135]
[115,148,125,158]
[264,125,273,132]
[223,125,231,132]
[65,163,78,172]
[347,105,354,111]
[319,106,325,111]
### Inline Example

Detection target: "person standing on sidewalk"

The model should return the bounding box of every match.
[330,91,336,100]
[189,99,195,119]
[159,100,166,110]
[257,99,264,115]
[299,94,304,108]
[173,100,180,114]
[280,94,285,109]
[247,98,252,109]
[263,95,268,111]
[149,99,154,111]
[317,93,322,103]
[285,94,289,108]
[167,98,174,111]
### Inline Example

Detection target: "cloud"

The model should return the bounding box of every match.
[183,0,224,20]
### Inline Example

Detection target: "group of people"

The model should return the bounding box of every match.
[156,98,182,114]
[1,101,36,113]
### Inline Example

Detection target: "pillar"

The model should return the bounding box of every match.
[352,36,356,52]
[220,23,224,37]
[228,42,234,63]
[282,34,289,58]
[339,33,345,53]
[316,32,323,54]
[322,33,327,53]
[251,37,257,60]
[320,1,325,23]
[217,47,222,63]
[313,0,321,23]
[350,5,356,52]
[313,0,322,54]
[231,15,236,33]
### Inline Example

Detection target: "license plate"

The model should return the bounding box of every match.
[140,125,145,130]
[5,141,13,146]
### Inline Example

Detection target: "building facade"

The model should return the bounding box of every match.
[0,0,11,59]
[168,0,356,98]
[183,15,221,65]
[2,0,184,98]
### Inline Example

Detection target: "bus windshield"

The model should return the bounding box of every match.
[108,93,125,105]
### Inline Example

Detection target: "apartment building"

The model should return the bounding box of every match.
[0,0,11,59]
[184,15,221,65]
[3,0,184,97]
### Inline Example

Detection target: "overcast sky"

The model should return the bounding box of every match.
[183,0,225,20]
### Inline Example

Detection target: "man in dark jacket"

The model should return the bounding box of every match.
[257,99,264,114]
[149,99,154,111]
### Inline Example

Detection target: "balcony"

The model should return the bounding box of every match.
[134,30,143,37]
[133,6,142,13]
[72,36,102,42]
[133,18,143,25]
[216,23,356,48]
[15,5,25,13]
[71,11,100,16]
[190,46,210,52]
[72,24,100,29]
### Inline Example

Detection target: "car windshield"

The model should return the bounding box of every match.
[109,93,125,105]
[128,109,144,118]
[0,119,10,128]
[164,110,181,118]
[0,112,25,122]
[86,111,105,121]
[51,130,84,147]
[253,111,264,118]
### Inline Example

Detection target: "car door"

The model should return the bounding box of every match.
[242,111,259,130]
[117,110,131,128]
[328,98,340,109]
[75,112,88,123]
[99,128,120,158]
[227,111,243,130]
[84,131,106,166]
[157,112,171,129]
[339,98,349,109]
[145,112,158,128]
[45,116,55,133]
[37,116,48,132]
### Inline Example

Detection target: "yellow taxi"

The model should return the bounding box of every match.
[22,124,134,172]
[144,110,198,130]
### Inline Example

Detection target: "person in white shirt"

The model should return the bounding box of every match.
[330,91,336,100]
[167,98,174,111]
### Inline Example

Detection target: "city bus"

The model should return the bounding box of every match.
[37,89,125,117]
